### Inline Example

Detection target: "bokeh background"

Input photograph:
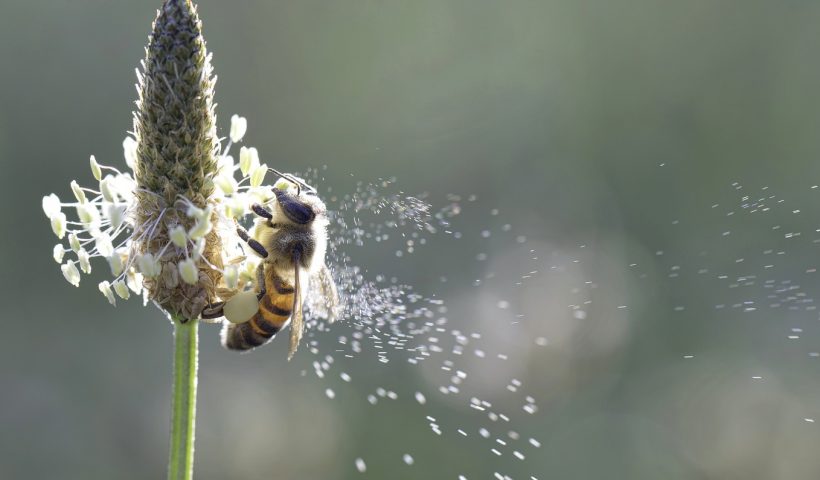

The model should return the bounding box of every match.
[4,1,820,479]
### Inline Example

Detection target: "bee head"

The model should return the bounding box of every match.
[272,187,318,225]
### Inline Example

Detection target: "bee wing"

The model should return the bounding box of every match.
[311,264,340,322]
[288,258,304,361]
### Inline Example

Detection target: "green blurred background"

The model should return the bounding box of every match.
[4,1,820,478]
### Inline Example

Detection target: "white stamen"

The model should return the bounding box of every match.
[100,175,117,202]
[51,213,67,239]
[112,174,136,202]
[214,174,237,195]
[71,180,88,203]
[191,238,205,260]
[42,194,62,219]
[178,258,198,284]
[239,146,259,176]
[113,280,130,300]
[186,204,205,219]
[53,244,65,263]
[126,270,144,294]
[78,248,92,274]
[95,234,114,257]
[188,218,212,241]
[123,137,137,169]
[69,233,81,252]
[137,253,161,277]
[230,114,247,143]
[106,204,126,230]
[76,203,99,225]
[108,252,124,276]
[170,225,188,248]
[98,281,116,306]
[89,155,102,181]
[61,261,81,287]
[250,163,268,187]
[217,155,234,175]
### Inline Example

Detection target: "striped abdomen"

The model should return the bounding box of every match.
[222,267,295,351]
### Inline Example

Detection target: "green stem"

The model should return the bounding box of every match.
[168,317,198,480]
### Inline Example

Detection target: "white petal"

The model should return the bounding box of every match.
[98,281,117,306]
[50,213,67,239]
[178,258,198,284]
[70,180,87,204]
[53,244,65,263]
[89,155,102,181]
[78,248,91,274]
[170,225,188,248]
[42,194,62,219]
[123,137,137,170]
[61,261,81,287]
[230,114,248,143]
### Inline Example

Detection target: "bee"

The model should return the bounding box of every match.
[203,170,339,359]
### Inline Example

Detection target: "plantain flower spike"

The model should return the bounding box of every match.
[132,0,223,320]
[41,0,279,325]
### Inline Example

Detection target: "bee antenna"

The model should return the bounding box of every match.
[267,168,315,195]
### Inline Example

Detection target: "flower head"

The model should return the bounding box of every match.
[43,113,276,316]
[41,0,286,322]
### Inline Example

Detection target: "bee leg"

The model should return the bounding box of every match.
[255,263,267,300]
[237,225,268,258]
[251,203,273,219]
[201,301,225,319]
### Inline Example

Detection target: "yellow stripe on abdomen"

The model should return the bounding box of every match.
[222,267,296,351]
[258,293,293,325]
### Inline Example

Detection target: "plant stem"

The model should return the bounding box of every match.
[168,316,198,480]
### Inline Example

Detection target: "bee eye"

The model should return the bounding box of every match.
[274,189,315,225]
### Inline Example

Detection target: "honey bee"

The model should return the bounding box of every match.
[203,171,339,359]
